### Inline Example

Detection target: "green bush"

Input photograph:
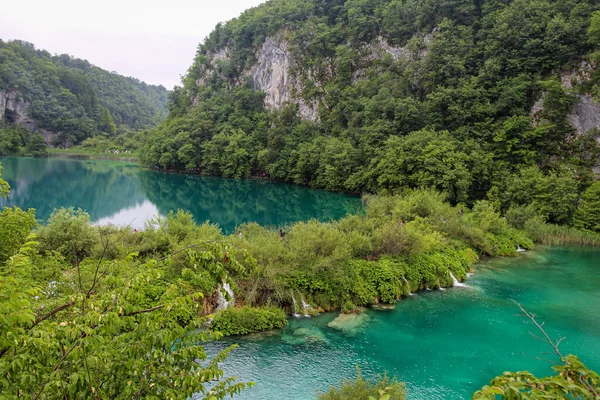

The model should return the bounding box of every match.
[36,208,100,263]
[574,181,600,233]
[0,207,37,264]
[318,370,406,400]
[211,306,287,336]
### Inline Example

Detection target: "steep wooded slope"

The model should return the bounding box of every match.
[0,40,168,146]
[143,0,600,224]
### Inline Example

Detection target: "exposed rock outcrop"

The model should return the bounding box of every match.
[531,61,600,144]
[1,89,60,145]
[194,31,438,122]
[248,37,319,121]
[1,90,33,128]
[194,47,233,89]
[568,94,600,137]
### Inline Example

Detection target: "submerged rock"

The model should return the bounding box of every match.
[244,330,279,342]
[282,327,328,345]
[371,303,396,311]
[327,312,370,332]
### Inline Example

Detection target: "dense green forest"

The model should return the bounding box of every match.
[142,0,600,228]
[0,40,168,149]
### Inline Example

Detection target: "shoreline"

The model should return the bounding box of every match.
[49,149,140,162]
[46,152,363,197]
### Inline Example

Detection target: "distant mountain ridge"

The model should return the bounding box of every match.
[0,40,169,146]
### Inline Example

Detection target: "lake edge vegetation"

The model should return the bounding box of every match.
[2,162,600,398]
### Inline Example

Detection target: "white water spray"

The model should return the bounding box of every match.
[403,276,414,296]
[217,282,235,311]
[449,272,467,287]
[517,246,526,252]
[291,291,301,317]
[301,295,312,317]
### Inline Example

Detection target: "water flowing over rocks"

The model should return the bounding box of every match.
[449,272,466,288]
[216,282,235,311]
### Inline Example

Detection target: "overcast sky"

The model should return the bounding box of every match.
[0,0,267,89]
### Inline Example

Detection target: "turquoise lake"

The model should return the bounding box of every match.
[204,247,600,399]
[1,157,599,399]
[0,156,361,232]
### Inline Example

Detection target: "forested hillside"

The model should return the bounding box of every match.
[143,0,600,226]
[0,40,168,148]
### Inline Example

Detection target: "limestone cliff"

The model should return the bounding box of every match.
[195,35,320,121]
[193,31,433,122]
[531,61,600,143]
[0,90,59,145]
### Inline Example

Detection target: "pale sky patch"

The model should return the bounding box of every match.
[0,0,268,89]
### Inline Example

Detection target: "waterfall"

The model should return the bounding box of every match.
[217,282,235,311]
[291,291,301,317]
[438,279,446,291]
[449,272,466,287]
[403,276,414,296]
[517,246,526,252]
[301,295,312,317]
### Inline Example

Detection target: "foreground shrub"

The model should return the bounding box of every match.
[36,207,99,262]
[574,181,600,233]
[0,207,36,264]
[212,306,288,336]
[318,370,406,400]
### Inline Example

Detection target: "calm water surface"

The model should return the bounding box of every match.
[0,156,361,231]
[206,247,600,399]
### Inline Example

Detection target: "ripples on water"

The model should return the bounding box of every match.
[204,247,600,400]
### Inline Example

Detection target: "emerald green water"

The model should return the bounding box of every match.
[205,247,600,399]
[0,156,361,232]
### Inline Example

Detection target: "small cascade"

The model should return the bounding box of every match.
[301,295,312,317]
[217,282,235,311]
[291,291,301,317]
[403,276,414,296]
[517,246,526,252]
[449,272,466,287]
[437,279,446,291]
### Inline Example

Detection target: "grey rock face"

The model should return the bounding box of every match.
[248,37,319,121]
[195,47,232,89]
[1,90,33,127]
[249,38,294,111]
[1,90,60,146]
[569,94,600,139]
[375,36,412,62]
[530,61,600,144]
[561,62,600,143]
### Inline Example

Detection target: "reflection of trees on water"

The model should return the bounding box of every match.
[0,157,362,231]
[137,171,362,233]
[0,157,147,222]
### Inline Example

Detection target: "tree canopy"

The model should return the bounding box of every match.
[141,0,600,223]
[0,40,168,147]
